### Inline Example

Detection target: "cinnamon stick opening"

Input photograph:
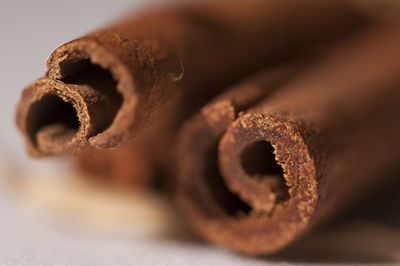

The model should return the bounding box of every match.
[174,65,318,254]
[26,59,123,150]
[204,139,251,217]
[176,22,400,254]
[54,59,123,135]
[239,140,290,203]
[17,44,129,156]
[26,94,80,147]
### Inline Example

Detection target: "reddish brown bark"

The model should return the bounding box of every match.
[16,0,366,157]
[175,22,400,254]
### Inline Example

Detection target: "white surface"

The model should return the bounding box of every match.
[0,182,290,266]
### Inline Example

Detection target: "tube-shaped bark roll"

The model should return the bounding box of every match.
[16,0,367,157]
[175,22,400,254]
[175,64,304,252]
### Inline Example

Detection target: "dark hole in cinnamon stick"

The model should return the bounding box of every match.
[204,139,252,216]
[26,60,123,149]
[26,94,80,146]
[61,59,123,133]
[240,141,290,203]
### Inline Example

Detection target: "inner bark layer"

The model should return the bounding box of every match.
[60,59,123,134]
[26,94,79,146]
[204,139,252,216]
[240,140,290,203]
[26,60,123,151]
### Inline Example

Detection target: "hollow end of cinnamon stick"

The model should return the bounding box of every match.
[16,39,142,156]
[176,111,317,254]
[26,93,81,155]
[176,22,400,255]
[173,65,317,254]
[219,114,318,253]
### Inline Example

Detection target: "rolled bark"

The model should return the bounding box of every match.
[175,22,400,254]
[16,0,367,157]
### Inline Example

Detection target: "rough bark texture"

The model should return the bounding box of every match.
[16,0,366,157]
[174,22,400,254]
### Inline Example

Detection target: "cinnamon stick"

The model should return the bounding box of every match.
[175,22,400,254]
[16,0,366,157]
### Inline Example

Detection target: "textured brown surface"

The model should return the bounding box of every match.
[16,0,366,157]
[174,22,400,254]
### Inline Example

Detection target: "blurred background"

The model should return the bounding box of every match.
[1,0,400,265]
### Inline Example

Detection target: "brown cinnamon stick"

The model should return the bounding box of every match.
[175,22,400,254]
[16,0,366,157]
